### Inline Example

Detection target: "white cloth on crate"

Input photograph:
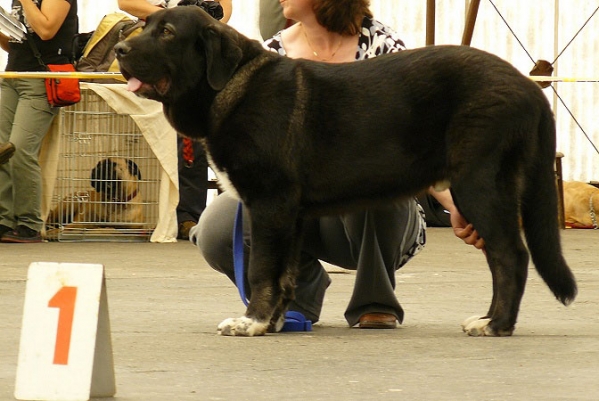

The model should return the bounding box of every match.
[40,83,179,242]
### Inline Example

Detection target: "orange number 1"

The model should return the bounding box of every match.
[48,286,78,365]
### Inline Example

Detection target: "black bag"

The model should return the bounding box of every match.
[178,0,224,20]
[71,31,93,63]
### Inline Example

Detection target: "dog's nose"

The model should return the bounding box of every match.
[114,42,131,58]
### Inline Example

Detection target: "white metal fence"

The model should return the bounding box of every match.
[1,0,597,181]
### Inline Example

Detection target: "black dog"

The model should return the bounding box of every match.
[116,7,577,337]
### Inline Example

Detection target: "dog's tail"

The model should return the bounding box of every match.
[520,106,577,306]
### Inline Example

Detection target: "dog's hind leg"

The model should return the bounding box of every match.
[450,180,529,337]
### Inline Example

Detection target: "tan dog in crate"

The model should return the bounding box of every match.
[47,157,144,228]
[563,181,599,229]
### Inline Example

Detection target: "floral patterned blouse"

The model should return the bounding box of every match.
[263,16,406,60]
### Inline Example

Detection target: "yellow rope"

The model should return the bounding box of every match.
[529,76,599,83]
[1,71,598,83]
[0,71,124,79]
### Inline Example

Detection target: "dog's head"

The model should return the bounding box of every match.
[115,7,243,103]
[90,158,142,202]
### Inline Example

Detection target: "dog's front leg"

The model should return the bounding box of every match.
[268,217,305,333]
[217,204,301,336]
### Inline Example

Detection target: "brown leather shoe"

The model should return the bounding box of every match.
[0,142,15,165]
[358,312,398,329]
[178,220,197,240]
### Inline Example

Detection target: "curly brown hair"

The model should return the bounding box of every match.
[312,0,373,36]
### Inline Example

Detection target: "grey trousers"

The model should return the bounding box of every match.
[191,191,426,326]
[0,78,59,231]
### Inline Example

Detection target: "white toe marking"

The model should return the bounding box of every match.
[461,315,484,332]
[462,315,515,336]
[463,317,492,336]
[272,314,285,333]
[217,316,269,336]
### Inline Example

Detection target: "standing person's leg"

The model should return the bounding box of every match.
[303,200,426,327]
[191,191,331,322]
[0,79,19,236]
[1,79,58,242]
[177,136,208,239]
[259,0,289,40]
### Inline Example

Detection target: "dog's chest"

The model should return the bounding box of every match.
[205,151,240,199]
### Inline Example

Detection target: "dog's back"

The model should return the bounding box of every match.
[230,46,550,200]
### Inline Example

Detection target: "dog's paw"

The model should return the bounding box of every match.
[461,315,514,337]
[217,316,269,336]
[461,315,493,336]
[461,315,483,331]
[462,316,493,337]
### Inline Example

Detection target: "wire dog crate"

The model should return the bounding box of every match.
[45,88,161,242]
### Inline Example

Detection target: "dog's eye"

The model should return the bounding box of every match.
[160,23,177,38]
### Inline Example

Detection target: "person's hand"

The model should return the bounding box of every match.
[450,209,485,251]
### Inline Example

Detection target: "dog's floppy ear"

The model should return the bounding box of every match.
[201,25,243,91]
[127,159,142,180]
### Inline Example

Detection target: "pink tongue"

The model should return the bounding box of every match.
[126,77,143,92]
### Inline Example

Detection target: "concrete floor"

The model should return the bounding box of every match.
[1,227,598,401]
